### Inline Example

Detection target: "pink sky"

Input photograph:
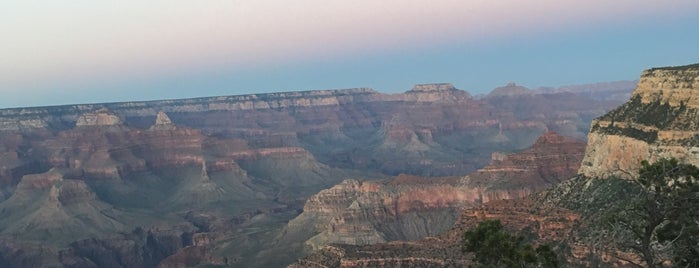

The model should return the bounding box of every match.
[1,0,699,107]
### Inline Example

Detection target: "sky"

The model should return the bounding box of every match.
[1,1,699,108]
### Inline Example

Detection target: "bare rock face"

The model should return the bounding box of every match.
[409,83,457,92]
[150,111,176,130]
[466,131,586,189]
[401,83,472,103]
[634,64,699,108]
[486,82,533,98]
[289,199,580,268]
[284,131,585,251]
[0,115,351,267]
[75,108,124,127]
[0,82,626,179]
[579,63,699,178]
[0,118,48,131]
[534,80,637,102]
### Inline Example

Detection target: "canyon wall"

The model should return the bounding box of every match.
[283,132,585,253]
[579,64,699,178]
[0,82,628,267]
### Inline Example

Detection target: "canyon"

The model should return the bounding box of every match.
[283,131,584,252]
[291,64,699,267]
[0,82,631,267]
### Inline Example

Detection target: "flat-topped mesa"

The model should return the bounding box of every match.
[579,63,699,179]
[486,82,533,98]
[150,111,176,130]
[633,63,699,108]
[408,83,457,92]
[0,88,383,121]
[75,108,124,127]
[403,83,472,102]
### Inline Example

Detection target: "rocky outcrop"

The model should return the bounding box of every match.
[579,63,699,178]
[0,169,130,245]
[466,131,586,189]
[75,108,124,127]
[0,118,48,131]
[400,83,472,103]
[0,113,351,267]
[287,177,476,250]
[284,132,585,252]
[533,80,636,102]
[289,199,580,268]
[150,111,176,130]
[486,82,533,98]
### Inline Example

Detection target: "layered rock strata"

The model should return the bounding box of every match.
[0,112,350,267]
[0,83,624,178]
[579,63,699,178]
[284,132,585,251]
[288,199,580,268]
[0,82,630,267]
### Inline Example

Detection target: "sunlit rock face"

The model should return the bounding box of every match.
[579,64,699,179]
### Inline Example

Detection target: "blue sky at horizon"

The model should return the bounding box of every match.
[1,1,698,108]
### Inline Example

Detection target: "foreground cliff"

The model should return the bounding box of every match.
[580,64,699,178]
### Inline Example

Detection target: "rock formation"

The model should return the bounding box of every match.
[150,111,176,130]
[486,82,533,97]
[465,131,586,189]
[579,63,699,178]
[0,82,631,267]
[288,199,580,268]
[289,63,699,268]
[282,132,585,253]
[533,80,637,102]
[75,108,124,127]
[0,83,626,178]
[0,115,351,267]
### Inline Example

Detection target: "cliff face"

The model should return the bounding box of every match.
[289,65,699,268]
[466,131,586,189]
[0,83,629,267]
[0,83,621,178]
[579,64,699,178]
[289,199,580,268]
[283,132,585,252]
[0,111,353,267]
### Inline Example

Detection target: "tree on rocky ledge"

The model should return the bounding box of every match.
[462,219,559,268]
[605,158,699,268]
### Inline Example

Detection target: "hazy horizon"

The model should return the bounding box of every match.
[2,1,698,108]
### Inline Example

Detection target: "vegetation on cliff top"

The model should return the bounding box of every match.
[462,219,559,268]
[598,95,689,130]
[647,63,699,72]
[602,158,699,268]
[547,158,698,267]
